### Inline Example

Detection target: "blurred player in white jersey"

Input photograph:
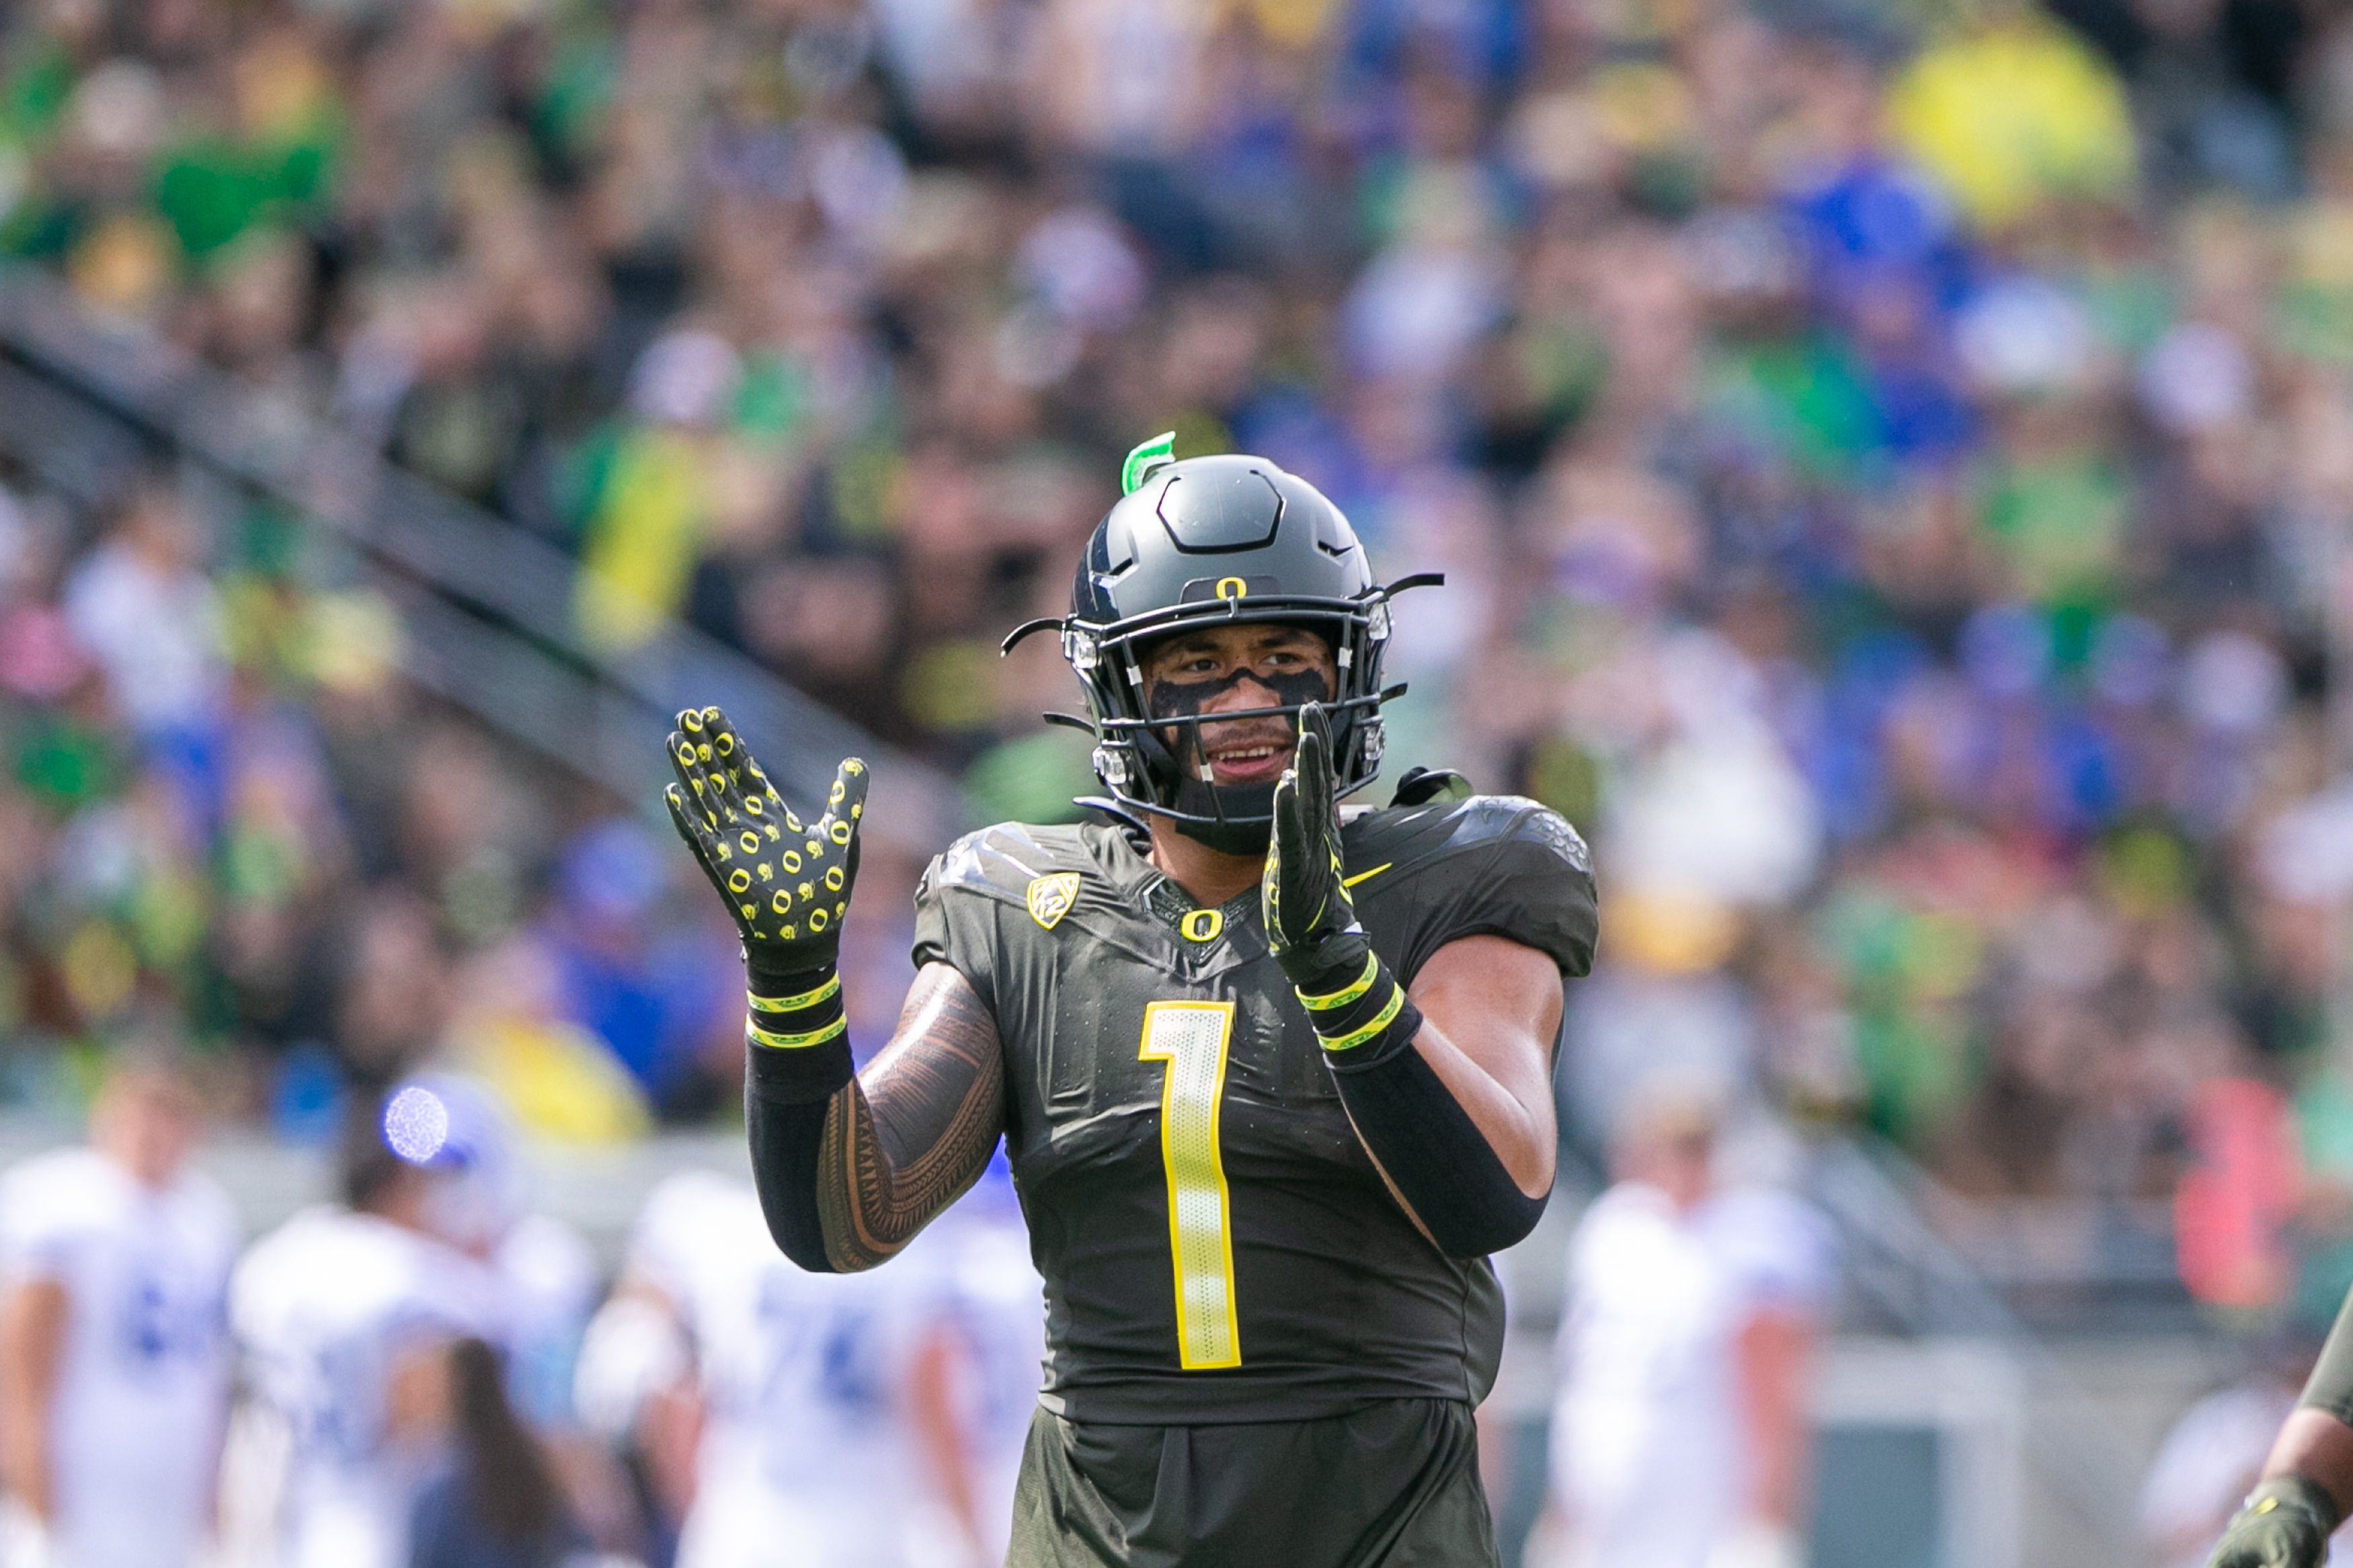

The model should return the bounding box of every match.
[0,1053,238,1568]
[226,1093,502,1568]
[1545,1081,1832,1568]
[578,1167,1003,1568]
[895,1161,1045,1567]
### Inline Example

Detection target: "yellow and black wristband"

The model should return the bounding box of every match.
[744,961,852,1104]
[1297,953,1422,1067]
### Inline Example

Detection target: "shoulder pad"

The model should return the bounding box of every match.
[1350,794,1590,876]
[928,822,1103,903]
[1443,794,1593,872]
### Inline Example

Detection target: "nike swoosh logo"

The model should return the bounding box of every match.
[1341,863,1391,889]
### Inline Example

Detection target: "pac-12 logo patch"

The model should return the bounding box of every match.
[1026,872,1081,931]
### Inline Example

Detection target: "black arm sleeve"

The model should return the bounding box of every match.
[1324,993,1548,1258]
[744,1037,854,1273]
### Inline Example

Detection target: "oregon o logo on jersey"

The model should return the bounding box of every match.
[1026,872,1081,931]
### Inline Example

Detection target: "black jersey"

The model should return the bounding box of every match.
[911,793,1597,1426]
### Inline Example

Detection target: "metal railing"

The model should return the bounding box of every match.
[1806,1134,2151,1549]
[0,264,967,850]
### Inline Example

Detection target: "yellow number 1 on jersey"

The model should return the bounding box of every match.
[1138,1000,1241,1369]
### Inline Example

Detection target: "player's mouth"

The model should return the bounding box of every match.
[1195,728,1295,785]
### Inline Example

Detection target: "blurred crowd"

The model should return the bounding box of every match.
[0,452,774,1133]
[5,0,2353,1319]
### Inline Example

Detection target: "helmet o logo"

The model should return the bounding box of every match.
[1180,909,1223,942]
[1215,577,1248,602]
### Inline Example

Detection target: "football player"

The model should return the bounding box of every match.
[662,440,1597,1567]
[226,1092,503,1568]
[578,1165,976,1568]
[0,1054,238,1568]
[897,1162,1048,1566]
[2204,1290,2353,1567]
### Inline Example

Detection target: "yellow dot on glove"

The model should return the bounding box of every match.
[696,743,712,762]
[798,882,813,900]
[764,823,781,841]
[757,864,773,881]
[830,780,846,805]
[830,822,852,845]
[845,760,865,774]
[690,776,705,796]
[781,850,802,872]
[805,840,823,858]
[784,809,801,831]
[677,742,697,764]
[808,909,828,932]
[727,869,750,893]
[739,903,756,919]
[834,901,845,917]
[771,891,792,913]
[779,923,797,940]
[850,803,862,819]
[744,797,763,817]
[715,733,733,755]
[740,831,761,854]
[701,706,721,723]
[682,712,703,733]
[825,867,844,891]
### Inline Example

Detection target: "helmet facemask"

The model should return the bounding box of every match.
[1001,442,1439,850]
[1064,595,1398,852]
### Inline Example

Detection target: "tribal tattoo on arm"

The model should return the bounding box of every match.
[813,963,1008,1271]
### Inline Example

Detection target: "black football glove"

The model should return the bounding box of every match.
[1264,703,1367,995]
[2207,1475,2337,1568]
[1266,704,1419,1062]
[662,705,866,991]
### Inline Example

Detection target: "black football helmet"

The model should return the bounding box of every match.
[1004,435,1439,852]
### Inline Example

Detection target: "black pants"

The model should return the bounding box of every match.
[1006,1399,1500,1568]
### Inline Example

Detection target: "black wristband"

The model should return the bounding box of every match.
[746,944,840,994]
[1276,930,1373,1004]
[1296,952,1421,1067]
[743,958,848,1059]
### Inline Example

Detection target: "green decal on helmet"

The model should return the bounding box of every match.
[1121,431,1178,495]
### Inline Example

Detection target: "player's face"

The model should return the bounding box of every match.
[91,1072,198,1188]
[1142,624,1336,788]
